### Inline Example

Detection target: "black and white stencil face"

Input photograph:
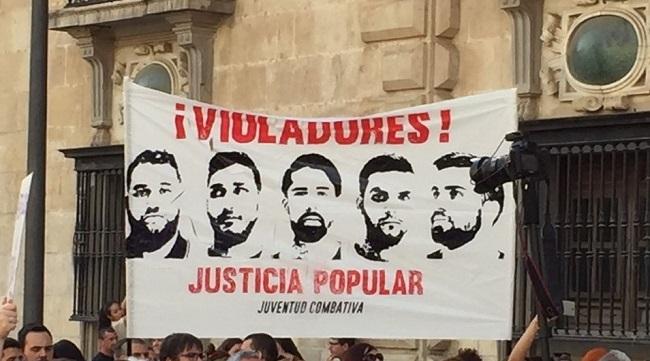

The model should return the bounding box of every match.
[285,166,336,243]
[207,163,260,235]
[361,171,412,241]
[128,162,181,234]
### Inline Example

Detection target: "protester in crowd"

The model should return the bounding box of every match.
[53,340,85,361]
[275,338,303,361]
[216,339,241,357]
[443,349,482,361]
[507,316,539,361]
[205,344,216,359]
[130,339,149,361]
[578,348,608,361]
[1,337,21,361]
[226,351,262,361]
[0,298,18,342]
[341,343,382,361]
[598,350,631,361]
[579,348,607,361]
[240,334,277,361]
[98,301,126,339]
[327,338,355,361]
[147,346,156,361]
[158,333,203,361]
[208,339,241,361]
[112,339,128,361]
[18,323,53,361]
[93,327,118,361]
[149,339,162,361]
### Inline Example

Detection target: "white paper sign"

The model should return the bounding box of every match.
[6,173,33,299]
[125,81,517,340]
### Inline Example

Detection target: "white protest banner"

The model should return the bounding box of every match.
[125,81,517,340]
[7,173,33,299]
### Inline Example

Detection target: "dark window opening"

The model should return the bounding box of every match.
[61,145,125,321]
[515,114,650,343]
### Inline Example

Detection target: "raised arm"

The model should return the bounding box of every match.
[507,316,540,361]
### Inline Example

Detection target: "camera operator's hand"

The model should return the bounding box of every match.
[0,297,18,339]
[507,316,539,361]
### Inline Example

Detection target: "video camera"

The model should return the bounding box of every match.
[468,132,563,322]
[469,131,542,194]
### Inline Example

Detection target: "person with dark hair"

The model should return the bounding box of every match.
[280,153,343,260]
[53,340,85,361]
[215,339,242,357]
[355,154,414,261]
[126,149,187,259]
[443,349,482,361]
[159,334,203,361]
[1,337,21,361]
[98,301,122,330]
[18,323,53,361]
[206,152,262,258]
[275,338,303,361]
[327,338,355,361]
[341,343,382,361]
[240,333,277,361]
[97,300,126,339]
[92,328,117,361]
[428,152,505,259]
[130,339,149,361]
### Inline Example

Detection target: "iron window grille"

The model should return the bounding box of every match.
[61,145,125,322]
[515,113,650,343]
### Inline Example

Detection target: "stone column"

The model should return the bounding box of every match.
[167,12,223,103]
[69,27,115,146]
[501,0,544,120]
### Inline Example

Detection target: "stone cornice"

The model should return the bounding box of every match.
[49,0,234,30]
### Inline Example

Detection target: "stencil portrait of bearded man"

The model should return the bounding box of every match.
[355,154,414,262]
[126,149,188,259]
[206,151,263,258]
[428,152,504,259]
[279,153,343,261]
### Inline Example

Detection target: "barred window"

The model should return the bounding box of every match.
[515,115,650,345]
[61,145,125,321]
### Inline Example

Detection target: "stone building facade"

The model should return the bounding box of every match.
[0,0,649,360]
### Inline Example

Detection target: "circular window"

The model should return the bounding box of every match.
[134,63,172,93]
[567,15,638,86]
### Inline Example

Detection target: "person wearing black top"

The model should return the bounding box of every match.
[92,327,117,361]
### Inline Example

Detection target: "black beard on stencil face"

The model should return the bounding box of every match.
[208,212,257,256]
[430,210,481,250]
[291,211,328,245]
[127,211,179,253]
[362,211,405,252]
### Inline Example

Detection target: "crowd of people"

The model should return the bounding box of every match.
[0,298,637,361]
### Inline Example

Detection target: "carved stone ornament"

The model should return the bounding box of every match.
[576,0,626,5]
[540,1,650,113]
[113,41,188,124]
[48,0,234,147]
[573,95,631,112]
